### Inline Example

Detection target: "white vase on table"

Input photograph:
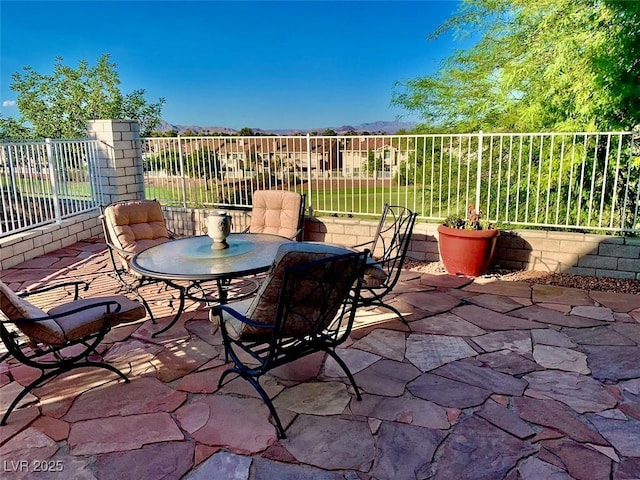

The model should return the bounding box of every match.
[205,211,232,250]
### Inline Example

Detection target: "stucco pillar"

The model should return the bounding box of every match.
[86,119,145,204]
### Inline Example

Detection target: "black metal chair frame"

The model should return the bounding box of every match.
[352,204,417,323]
[0,281,133,425]
[212,249,368,439]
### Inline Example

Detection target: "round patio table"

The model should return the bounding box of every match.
[131,233,291,336]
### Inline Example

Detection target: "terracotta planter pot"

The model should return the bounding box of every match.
[437,225,500,277]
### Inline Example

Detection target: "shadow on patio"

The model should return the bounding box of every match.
[1,238,639,479]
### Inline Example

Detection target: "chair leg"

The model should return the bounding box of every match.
[218,367,286,439]
[244,374,286,439]
[151,285,186,337]
[0,361,129,426]
[325,349,362,401]
[136,292,157,325]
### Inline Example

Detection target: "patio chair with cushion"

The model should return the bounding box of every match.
[100,199,175,321]
[243,190,306,241]
[0,280,145,425]
[352,204,417,323]
[211,242,369,438]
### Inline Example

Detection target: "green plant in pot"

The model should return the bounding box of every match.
[437,204,499,276]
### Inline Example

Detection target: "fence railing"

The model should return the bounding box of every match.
[0,138,103,237]
[142,131,639,233]
[2,132,637,238]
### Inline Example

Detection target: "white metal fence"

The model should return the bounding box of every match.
[0,139,103,237]
[2,132,637,238]
[142,131,639,233]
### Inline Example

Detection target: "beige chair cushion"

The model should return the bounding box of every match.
[248,190,302,239]
[0,281,62,345]
[48,296,146,342]
[103,200,171,269]
[0,281,146,346]
[220,242,357,340]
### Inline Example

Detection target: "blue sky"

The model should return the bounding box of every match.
[1,1,465,130]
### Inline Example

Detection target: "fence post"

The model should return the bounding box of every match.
[306,133,312,214]
[177,135,188,209]
[476,130,483,215]
[86,120,144,204]
[45,138,62,224]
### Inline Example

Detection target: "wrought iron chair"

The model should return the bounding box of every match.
[100,199,175,321]
[211,242,369,439]
[0,280,145,425]
[352,204,417,323]
[242,190,306,241]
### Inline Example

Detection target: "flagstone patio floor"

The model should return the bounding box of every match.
[1,238,639,479]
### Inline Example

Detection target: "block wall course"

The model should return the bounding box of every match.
[528,257,564,272]
[13,239,34,255]
[578,255,619,269]
[112,122,132,132]
[499,260,527,270]
[121,132,137,141]
[2,253,25,270]
[594,269,636,279]
[504,249,533,263]
[1,244,14,259]
[626,237,640,246]
[61,235,78,248]
[618,258,640,273]
[559,240,595,253]
[113,141,135,150]
[598,243,640,259]
[595,235,626,244]
[523,238,562,252]
[69,223,83,235]
[4,210,638,278]
[513,230,549,239]
[33,232,53,247]
[565,266,597,276]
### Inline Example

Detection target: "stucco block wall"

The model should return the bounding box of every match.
[0,212,101,270]
[3,208,637,280]
[302,216,640,280]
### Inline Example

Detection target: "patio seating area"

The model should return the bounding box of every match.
[1,237,639,479]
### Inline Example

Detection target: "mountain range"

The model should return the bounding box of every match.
[155,120,416,135]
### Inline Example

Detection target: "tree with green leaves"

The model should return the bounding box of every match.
[2,54,164,139]
[237,127,255,136]
[392,0,640,132]
[0,115,32,139]
[366,151,383,176]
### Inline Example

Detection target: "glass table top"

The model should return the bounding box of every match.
[131,233,291,281]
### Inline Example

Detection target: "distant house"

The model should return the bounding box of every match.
[143,134,408,181]
[340,137,409,178]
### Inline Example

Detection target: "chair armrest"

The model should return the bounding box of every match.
[5,299,125,325]
[212,305,275,330]
[18,281,89,300]
[104,237,136,259]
